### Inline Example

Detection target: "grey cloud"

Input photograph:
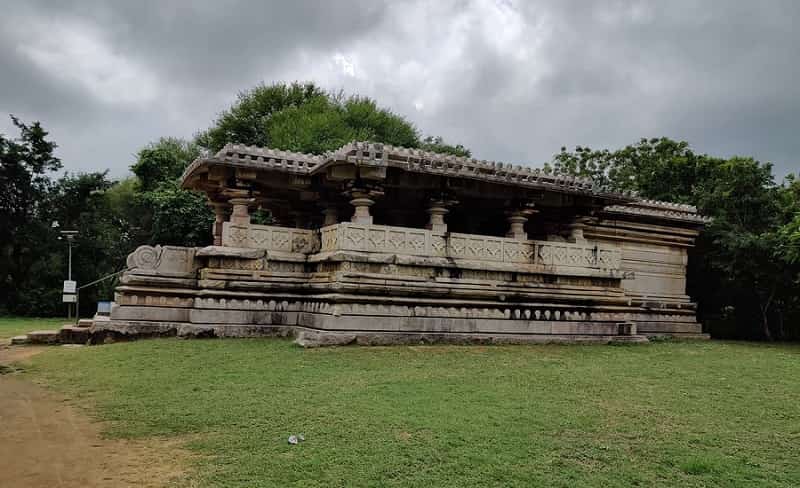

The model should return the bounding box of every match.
[0,0,798,178]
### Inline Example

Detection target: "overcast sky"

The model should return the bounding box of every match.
[1,0,798,178]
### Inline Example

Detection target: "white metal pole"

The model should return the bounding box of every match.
[68,240,72,280]
[68,239,73,318]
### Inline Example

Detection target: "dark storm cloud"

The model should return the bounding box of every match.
[0,0,797,177]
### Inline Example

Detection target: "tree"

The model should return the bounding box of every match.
[197,81,468,156]
[129,138,212,247]
[551,140,800,340]
[0,116,62,314]
[420,136,471,157]
[196,82,327,153]
[131,138,201,192]
[43,172,133,315]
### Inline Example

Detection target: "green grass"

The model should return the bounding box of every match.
[17,336,800,487]
[0,315,68,339]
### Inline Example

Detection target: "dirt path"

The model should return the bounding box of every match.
[0,345,192,488]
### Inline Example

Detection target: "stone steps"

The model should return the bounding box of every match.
[59,325,90,344]
[26,330,61,344]
[8,318,96,346]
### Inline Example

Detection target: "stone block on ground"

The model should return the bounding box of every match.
[26,330,60,345]
[10,335,29,345]
[59,325,89,344]
[77,319,94,328]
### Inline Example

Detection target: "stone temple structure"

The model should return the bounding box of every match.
[100,142,710,345]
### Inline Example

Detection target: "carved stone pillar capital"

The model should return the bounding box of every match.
[227,197,256,226]
[567,216,593,244]
[505,206,538,241]
[426,199,457,234]
[345,188,383,225]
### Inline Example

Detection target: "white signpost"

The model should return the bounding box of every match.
[63,280,77,308]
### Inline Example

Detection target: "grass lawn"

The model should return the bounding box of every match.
[0,315,68,339]
[16,336,800,487]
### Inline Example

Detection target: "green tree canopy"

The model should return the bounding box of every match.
[197,81,468,156]
[0,116,62,314]
[131,137,201,192]
[551,139,800,340]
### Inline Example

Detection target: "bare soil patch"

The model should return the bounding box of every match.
[0,345,192,488]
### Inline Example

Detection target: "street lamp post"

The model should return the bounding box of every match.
[52,221,79,319]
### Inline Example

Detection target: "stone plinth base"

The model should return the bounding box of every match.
[105,242,706,347]
[93,320,649,346]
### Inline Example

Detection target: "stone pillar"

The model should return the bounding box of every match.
[568,217,591,244]
[209,202,229,246]
[322,206,338,227]
[426,199,453,234]
[505,207,537,241]
[349,190,376,225]
[290,211,313,229]
[228,197,255,226]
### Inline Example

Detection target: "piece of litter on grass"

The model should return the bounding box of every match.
[288,434,306,445]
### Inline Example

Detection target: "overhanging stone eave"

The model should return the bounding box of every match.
[602,206,711,227]
[180,157,211,189]
[181,142,639,205]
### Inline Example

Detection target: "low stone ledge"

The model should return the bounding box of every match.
[196,246,265,259]
[89,320,179,344]
[26,330,60,344]
[294,328,649,347]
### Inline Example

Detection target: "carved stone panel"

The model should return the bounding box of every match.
[126,245,196,276]
[222,222,318,253]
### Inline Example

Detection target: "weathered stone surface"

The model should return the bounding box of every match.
[196,246,265,259]
[295,329,357,347]
[77,319,94,328]
[10,335,29,345]
[26,330,60,344]
[59,325,89,344]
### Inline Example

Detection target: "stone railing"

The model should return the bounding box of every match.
[221,222,318,254]
[321,223,448,257]
[319,222,621,270]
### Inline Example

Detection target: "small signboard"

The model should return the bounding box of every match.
[96,301,112,315]
[63,280,77,294]
[62,294,77,303]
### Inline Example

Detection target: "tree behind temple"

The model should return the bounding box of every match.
[552,139,800,340]
[197,81,469,156]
